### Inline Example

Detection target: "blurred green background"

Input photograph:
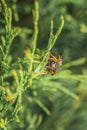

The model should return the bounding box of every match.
[1,0,87,130]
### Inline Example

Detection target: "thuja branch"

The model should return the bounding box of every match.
[34,16,64,73]
[32,0,39,55]
[23,0,39,88]
[1,0,21,62]
[47,15,64,50]
[0,0,65,129]
[29,0,39,73]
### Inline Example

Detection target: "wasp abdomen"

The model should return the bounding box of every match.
[46,60,60,74]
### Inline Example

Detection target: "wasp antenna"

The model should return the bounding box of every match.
[61,52,64,58]
[58,55,62,65]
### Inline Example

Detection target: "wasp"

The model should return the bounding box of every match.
[46,52,62,75]
[34,52,62,76]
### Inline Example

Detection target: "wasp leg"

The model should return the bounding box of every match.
[49,51,57,60]
[46,66,53,69]
[48,58,57,61]
[37,72,48,75]
[46,66,55,74]
[34,72,48,76]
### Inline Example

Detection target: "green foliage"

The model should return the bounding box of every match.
[0,0,87,130]
[0,0,21,62]
[0,0,64,129]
